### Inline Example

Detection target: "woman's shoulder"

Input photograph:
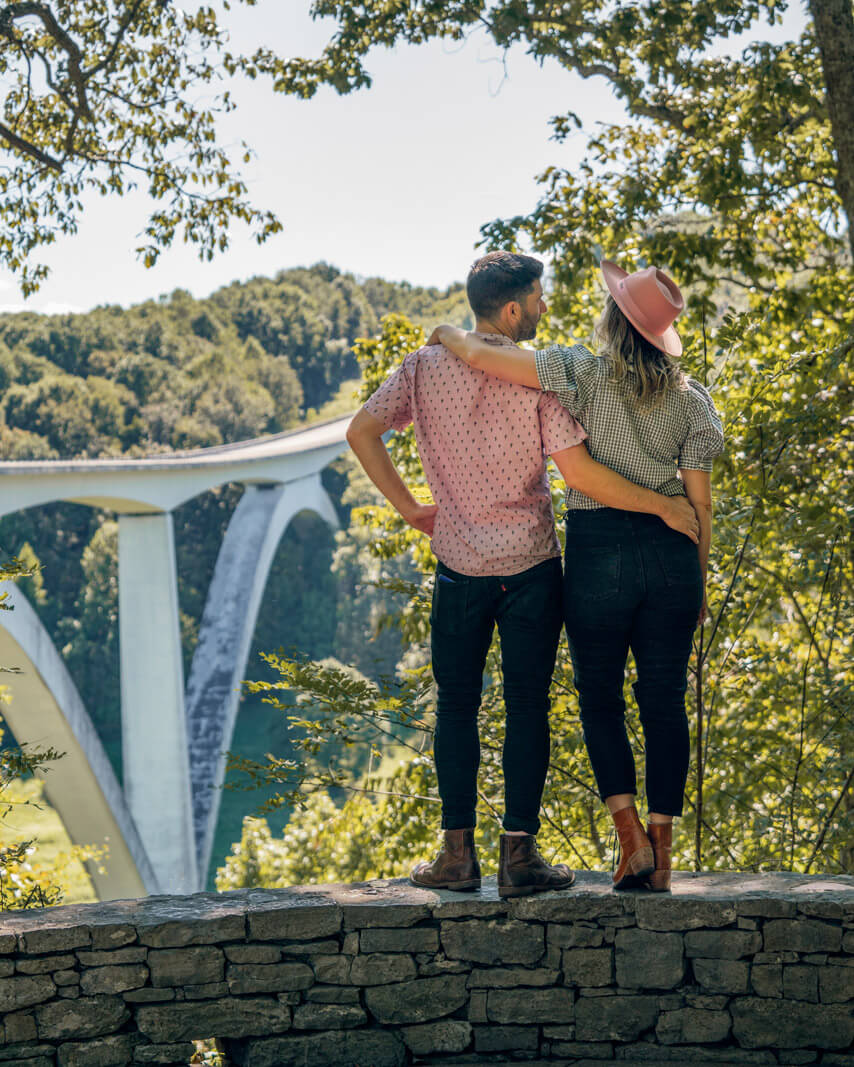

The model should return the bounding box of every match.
[681,376,724,430]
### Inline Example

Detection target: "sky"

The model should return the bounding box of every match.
[0,2,807,315]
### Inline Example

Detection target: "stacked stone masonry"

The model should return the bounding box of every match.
[0,872,852,1066]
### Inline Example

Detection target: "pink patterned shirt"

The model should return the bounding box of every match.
[364,334,587,576]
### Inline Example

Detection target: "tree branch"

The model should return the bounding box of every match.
[0,119,61,169]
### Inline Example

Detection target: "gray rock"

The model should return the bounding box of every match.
[21,927,91,954]
[0,933,17,953]
[783,964,818,1002]
[563,947,613,987]
[0,1058,52,1067]
[511,894,632,923]
[488,987,574,1023]
[79,964,148,995]
[614,1042,777,1062]
[90,925,137,951]
[468,989,488,1022]
[551,1040,614,1059]
[473,1025,539,1051]
[0,974,55,1012]
[330,880,433,930]
[137,914,245,949]
[693,958,749,994]
[685,994,728,1009]
[635,897,736,931]
[137,997,291,1042]
[304,985,361,1003]
[123,987,175,1002]
[291,1002,366,1029]
[364,973,468,1024]
[441,919,544,964]
[56,1034,137,1067]
[223,944,281,964]
[148,945,223,987]
[76,948,147,967]
[616,929,683,989]
[820,964,854,1003]
[751,963,782,997]
[737,899,797,918]
[684,930,761,959]
[0,1046,55,1064]
[400,1020,472,1055]
[35,995,130,1040]
[184,981,230,999]
[227,961,314,994]
[548,923,605,948]
[418,957,470,976]
[731,998,854,1049]
[227,1029,406,1067]
[360,927,439,953]
[656,1007,732,1044]
[282,939,341,956]
[349,952,416,985]
[310,954,351,983]
[467,966,559,988]
[133,1043,197,1063]
[3,1011,38,1041]
[763,918,843,953]
[248,897,342,942]
[16,954,76,974]
[0,958,13,976]
[576,994,659,1041]
[55,969,81,987]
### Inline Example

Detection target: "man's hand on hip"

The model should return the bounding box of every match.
[402,502,439,537]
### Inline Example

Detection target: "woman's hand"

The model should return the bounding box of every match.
[697,595,708,627]
[425,324,473,362]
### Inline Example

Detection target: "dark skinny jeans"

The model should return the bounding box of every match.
[430,557,563,835]
[563,509,704,816]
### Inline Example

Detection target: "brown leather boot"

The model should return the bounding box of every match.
[611,805,655,889]
[410,829,481,891]
[646,821,672,891]
[498,834,576,898]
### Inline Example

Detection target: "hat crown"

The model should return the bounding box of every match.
[617,266,684,336]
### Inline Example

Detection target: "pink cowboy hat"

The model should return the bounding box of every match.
[600,259,684,357]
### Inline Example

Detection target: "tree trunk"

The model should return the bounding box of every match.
[809,0,854,260]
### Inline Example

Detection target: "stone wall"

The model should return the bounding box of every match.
[0,872,852,1067]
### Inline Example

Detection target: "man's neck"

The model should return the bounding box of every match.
[474,318,517,342]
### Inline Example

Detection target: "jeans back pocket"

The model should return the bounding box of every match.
[565,544,622,602]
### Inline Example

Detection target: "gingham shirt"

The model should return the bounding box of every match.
[535,344,724,510]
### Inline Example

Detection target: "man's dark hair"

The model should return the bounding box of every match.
[466,251,544,319]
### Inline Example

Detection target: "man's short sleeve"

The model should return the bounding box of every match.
[538,393,587,457]
[363,353,416,431]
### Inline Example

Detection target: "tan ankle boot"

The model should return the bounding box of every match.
[611,806,654,889]
[410,829,481,891]
[646,821,672,891]
[498,834,575,898]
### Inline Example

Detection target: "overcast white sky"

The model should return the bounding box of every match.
[0,2,807,315]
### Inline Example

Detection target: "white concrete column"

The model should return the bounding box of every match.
[118,512,198,894]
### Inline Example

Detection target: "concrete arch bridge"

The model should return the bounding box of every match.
[0,416,351,900]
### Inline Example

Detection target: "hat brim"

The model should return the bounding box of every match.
[600,259,683,358]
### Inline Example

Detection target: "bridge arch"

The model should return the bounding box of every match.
[0,416,352,896]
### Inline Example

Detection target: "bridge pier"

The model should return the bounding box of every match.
[118,512,198,894]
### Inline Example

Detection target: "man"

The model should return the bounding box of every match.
[347,251,698,897]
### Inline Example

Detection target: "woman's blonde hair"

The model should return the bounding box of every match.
[594,295,686,405]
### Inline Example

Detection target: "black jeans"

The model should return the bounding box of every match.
[563,509,703,816]
[430,556,563,835]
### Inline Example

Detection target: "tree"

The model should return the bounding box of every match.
[0,0,284,294]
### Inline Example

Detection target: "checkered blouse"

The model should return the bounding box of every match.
[535,343,725,511]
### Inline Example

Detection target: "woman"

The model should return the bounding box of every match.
[428,260,724,890]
